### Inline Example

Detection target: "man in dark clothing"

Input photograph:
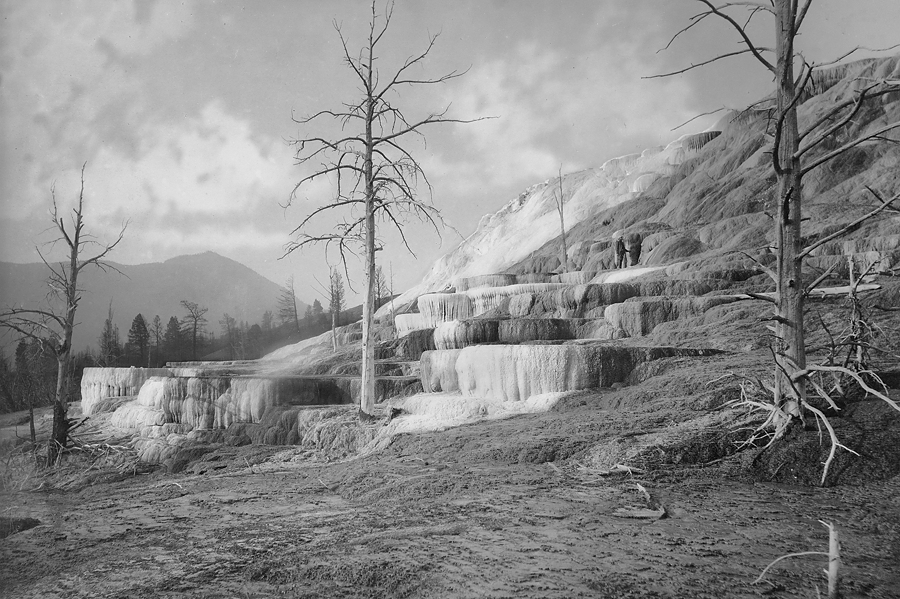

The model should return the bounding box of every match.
[615,236,627,269]
[628,234,642,267]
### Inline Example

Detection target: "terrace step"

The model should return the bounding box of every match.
[420,343,721,402]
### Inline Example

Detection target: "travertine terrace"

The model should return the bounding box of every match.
[80,56,900,470]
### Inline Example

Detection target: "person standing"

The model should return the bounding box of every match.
[628,233,642,267]
[615,236,627,268]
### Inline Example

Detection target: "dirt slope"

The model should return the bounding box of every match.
[3,349,900,599]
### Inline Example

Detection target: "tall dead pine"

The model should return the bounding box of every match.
[283,0,485,417]
[654,0,900,436]
[0,165,126,463]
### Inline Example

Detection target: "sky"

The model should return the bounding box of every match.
[2,0,899,307]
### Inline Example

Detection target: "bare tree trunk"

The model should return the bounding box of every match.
[48,208,81,464]
[556,166,568,273]
[49,337,72,462]
[772,0,805,421]
[332,309,338,352]
[292,290,300,333]
[827,523,841,599]
[283,3,482,419]
[360,30,377,418]
[28,402,36,448]
[1,164,126,466]
[49,330,75,462]
[389,262,396,337]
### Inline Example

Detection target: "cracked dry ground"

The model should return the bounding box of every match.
[3,370,900,598]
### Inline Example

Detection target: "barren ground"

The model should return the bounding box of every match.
[2,351,900,599]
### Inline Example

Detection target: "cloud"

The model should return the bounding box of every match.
[442,43,566,187]
[135,219,286,255]
[98,1,197,56]
[419,23,702,238]
[0,0,198,219]
[89,101,295,218]
[1,99,298,265]
[0,1,306,264]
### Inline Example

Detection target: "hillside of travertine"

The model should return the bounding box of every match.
[2,56,900,598]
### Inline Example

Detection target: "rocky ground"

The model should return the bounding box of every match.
[2,349,900,599]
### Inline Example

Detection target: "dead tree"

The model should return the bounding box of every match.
[555,165,568,273]
[219,313,237,360]
[655,1,900,440]
[283,0,485,417]
[179,300,208,361]
[0,165,126,464]
[277,276,302,333]
[150,315,163,368]
[97,300,122,367]
[373,265,390,311]
[329,268,346,352]
[310,268,347,352]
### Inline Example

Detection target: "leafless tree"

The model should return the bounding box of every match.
[311,267,347,352]
[277,276,301,333]
[656,0,900,481]
[373,265,391,310]
[0,165,126,463]
[555,165,568,273]
[329,268,346,352]
[388,262,397,333]
[97,300,121,367]
[149,315,163,367]
[179,300,208,361]
[283,0,486,417]
[220,313,237,360]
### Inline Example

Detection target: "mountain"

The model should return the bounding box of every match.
[381,55,900,312]
[0,251,307,352]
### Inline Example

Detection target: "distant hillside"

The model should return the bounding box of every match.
[0,251,308,352]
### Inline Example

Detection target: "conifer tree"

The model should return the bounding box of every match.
[125,314,150,366]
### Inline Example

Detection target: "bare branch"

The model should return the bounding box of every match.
[290,134,368,156]
[719,1,774,13]
[793,0,812,32]
[669,106,729,132]
[802,121,900,175]
[657,10,713,53]
[288,164,367,206]
[288,198,367,237]
[371,0,393,48]
[292,108,365,125]
[740,3,768,30]
[796,365,900,413]
[811,43,900,70]
[798,191,899,260]
[742,291,778,304]
[78,223,128,274]
[797,82,899,152]
[375,112,491,145]
[738,250,778,283]
[804,261,840,296]
[753,551,829,585]
[696,0,776,73]
[865,186,900,214]
[375,32,465,102]
[0,307,67,330]
[334,22,369,91]
[50,184,75,251]
[643,48,771,80]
